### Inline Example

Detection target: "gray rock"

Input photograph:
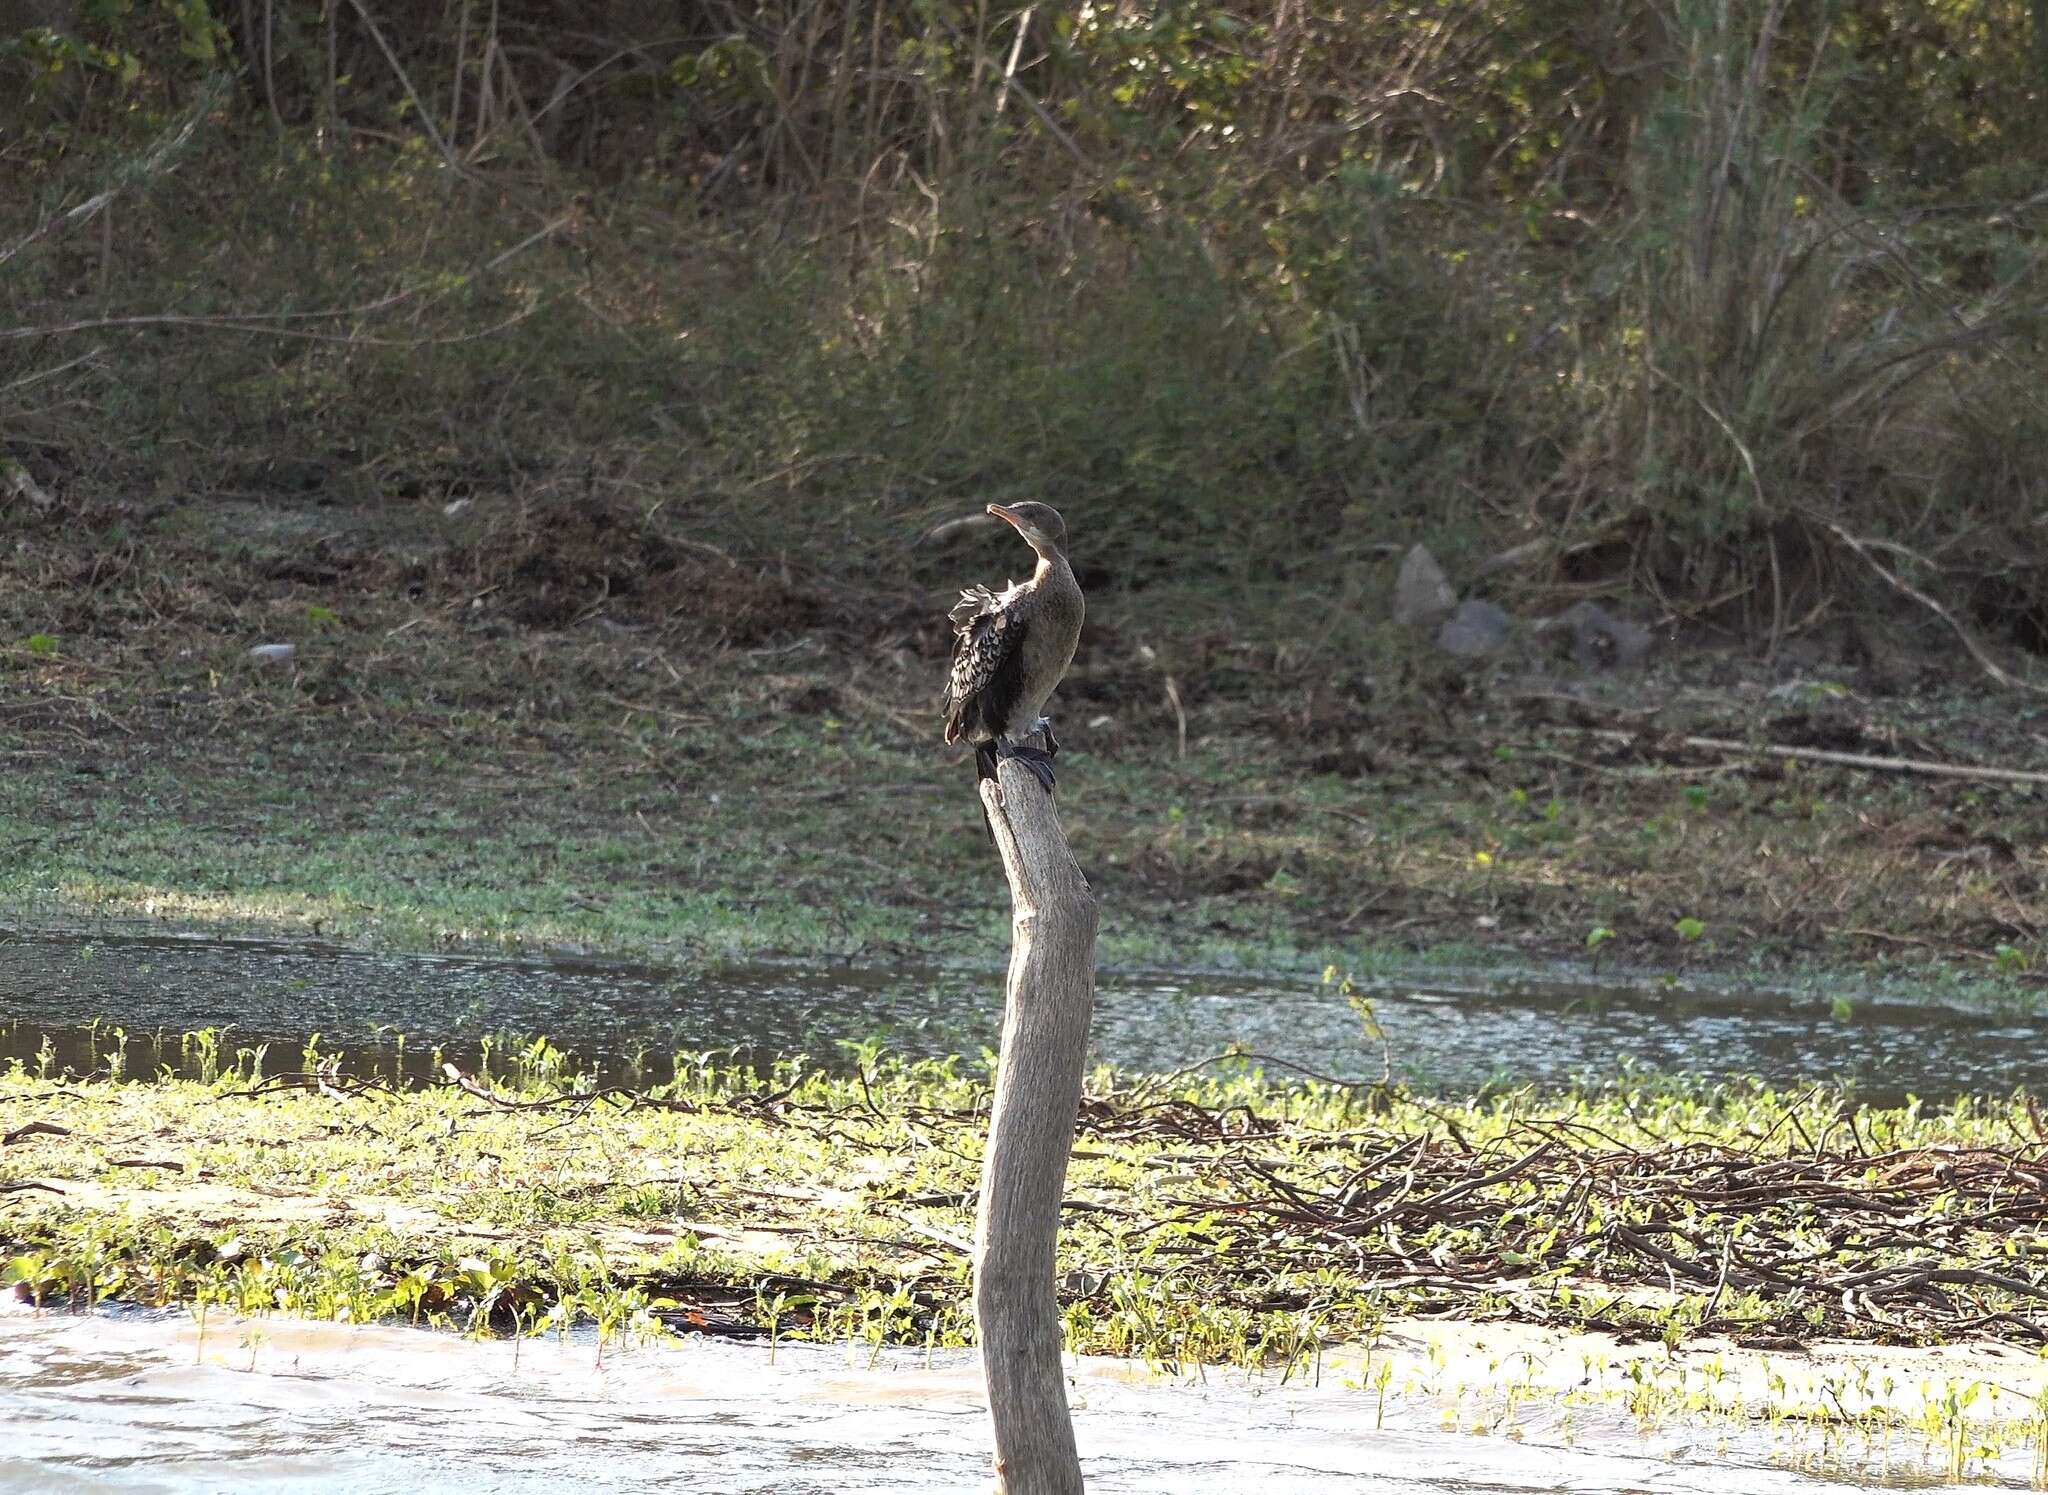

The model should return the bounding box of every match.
[1436,598,1512,658]
[1,459,53,512]
[1553,602,1653,670]
[1392,544,1458,630]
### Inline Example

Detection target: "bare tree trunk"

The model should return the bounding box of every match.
[972,747,1097,1495]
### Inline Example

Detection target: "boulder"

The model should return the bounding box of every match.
[1436,599,1512,658]
[1392,544,1458,630]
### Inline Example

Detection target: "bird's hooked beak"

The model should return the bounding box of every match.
[988,502,1059,558]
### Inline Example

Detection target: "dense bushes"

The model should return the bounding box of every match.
[3,2,2045,653]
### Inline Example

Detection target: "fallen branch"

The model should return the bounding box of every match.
[1582,727,2048,788]
[2,1122,72,1145]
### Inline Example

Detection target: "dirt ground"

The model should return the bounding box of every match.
[1,488,2044,984]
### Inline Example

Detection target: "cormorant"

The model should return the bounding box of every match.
[942,502,1084,794]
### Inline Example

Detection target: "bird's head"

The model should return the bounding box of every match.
[987,502,1069,561]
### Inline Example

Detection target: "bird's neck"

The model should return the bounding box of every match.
[1030,551,1068,584]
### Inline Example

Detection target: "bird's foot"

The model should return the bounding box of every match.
[997,739,1058,794]
[1031,716,1061,760]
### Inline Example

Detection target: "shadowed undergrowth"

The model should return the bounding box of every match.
[3,1,2046,651]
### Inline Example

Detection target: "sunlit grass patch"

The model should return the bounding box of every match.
[5,1050,2045,1386]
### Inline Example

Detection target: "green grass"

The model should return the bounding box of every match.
[10,1051,2048,1478]
[2,552,2045,996]
[7,1051,2048,1361]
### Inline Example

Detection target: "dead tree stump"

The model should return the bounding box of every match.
[972,745,1098,1495]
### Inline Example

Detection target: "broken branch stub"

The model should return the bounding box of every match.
[973,745,1098,1495]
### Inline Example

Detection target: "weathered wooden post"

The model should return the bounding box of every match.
[972,743,1098,1495]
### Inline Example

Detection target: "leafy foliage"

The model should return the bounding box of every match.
[3,2,2045,649]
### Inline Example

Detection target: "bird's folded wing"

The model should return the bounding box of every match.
[949,584,1002,629]
[944,587,1027,743]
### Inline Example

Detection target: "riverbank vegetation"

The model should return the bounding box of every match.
[4,2,2045,635]
[6,1050,2048,1363]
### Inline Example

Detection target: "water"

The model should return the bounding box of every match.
[4,932,2044,1488]
[1,929,2043,1101]
[0,1308,2011,1493]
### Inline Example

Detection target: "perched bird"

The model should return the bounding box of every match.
[943,502,1084,794]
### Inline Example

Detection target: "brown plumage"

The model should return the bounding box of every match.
[943,502,1084,790]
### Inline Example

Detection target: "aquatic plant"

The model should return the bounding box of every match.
[1,1042,2045,1468]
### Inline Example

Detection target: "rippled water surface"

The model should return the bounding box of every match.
[0,1309,2009,1494]
[1,929,2042,1101]
[3,932,2044,1489]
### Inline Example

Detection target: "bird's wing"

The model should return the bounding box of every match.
[943,584,1028,744]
